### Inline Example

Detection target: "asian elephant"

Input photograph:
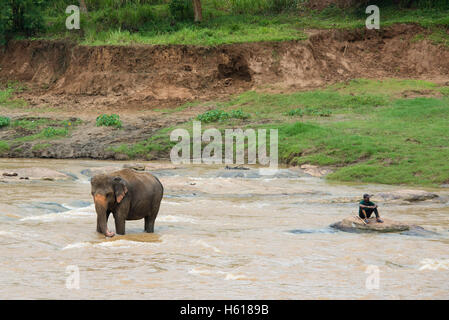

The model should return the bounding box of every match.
[90,169,163,237]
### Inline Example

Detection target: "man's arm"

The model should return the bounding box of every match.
[360,204,377,209]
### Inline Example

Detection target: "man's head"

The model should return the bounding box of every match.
[363,193,370,200]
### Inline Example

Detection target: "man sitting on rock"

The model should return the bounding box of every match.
[359,194,383,224]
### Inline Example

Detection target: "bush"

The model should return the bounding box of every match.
[168,0,193,21]
[196,109,250,123]
[0,116,11,128]
[96,114,122,128]
[91,4,155,32]
[0,0,45,45]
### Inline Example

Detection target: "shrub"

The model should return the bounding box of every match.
[168,0,194,21]
[96,114,122,128]
[0,116,11,128]
[197,109,229,123]
[0,0,45,45]
[197,109,250,123]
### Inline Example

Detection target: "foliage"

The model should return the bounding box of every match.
[168,0,193,21]
[96,114,122,128]
[0,0,45,44]
[0,116,11,128]
[196,108,250,123]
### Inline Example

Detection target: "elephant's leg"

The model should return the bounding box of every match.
[115,216,126,235]
[144,216,154,233]
[145,200,161,233]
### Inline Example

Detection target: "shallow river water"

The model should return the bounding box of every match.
[0,159,448,299]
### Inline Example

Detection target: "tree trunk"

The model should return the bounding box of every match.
[192,0,202,23]
[79,0,88,13]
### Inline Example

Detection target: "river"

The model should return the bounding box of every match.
[0,159,448,299]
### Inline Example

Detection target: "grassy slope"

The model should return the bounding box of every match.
[112,79,449,187]
[35,1,449,46]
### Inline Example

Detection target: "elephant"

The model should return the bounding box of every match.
[90,168,163,237]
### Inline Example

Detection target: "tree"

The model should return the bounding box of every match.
[192,0,202,22]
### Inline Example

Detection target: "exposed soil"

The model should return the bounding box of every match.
[0,24,448,159]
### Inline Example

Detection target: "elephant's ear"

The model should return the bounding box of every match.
[113,177,128,203]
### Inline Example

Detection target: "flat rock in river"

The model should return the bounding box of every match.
[0,168,72,181]
[331,216,410,233]
[375,190,438,202]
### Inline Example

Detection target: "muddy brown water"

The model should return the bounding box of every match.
[0,159,448,299]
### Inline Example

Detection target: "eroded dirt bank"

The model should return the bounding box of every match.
[0,24,449,160]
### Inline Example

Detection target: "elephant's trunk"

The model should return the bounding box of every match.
[94,195,114,237]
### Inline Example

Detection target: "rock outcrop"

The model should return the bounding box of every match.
[0,168,72,181]
[331,216,410,233]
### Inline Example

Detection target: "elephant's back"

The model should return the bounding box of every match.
[115,169,163,196]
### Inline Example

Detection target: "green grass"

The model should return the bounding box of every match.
[0,88,28,109]
[4,117,81,143]
[29,1,449,46]
[0,141,10,153]
[109,126,176,158]
[32,143,51,151]
[0,116,11,128]
[118,78,448,186]
[15,126,69,142]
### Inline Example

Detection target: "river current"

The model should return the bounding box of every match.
[0,159,448,299]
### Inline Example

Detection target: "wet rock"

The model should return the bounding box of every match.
[123,163,146,171]
[300,164,333,177]
[2,172,18,177]
[225,165,250,170]
[289,228,337,234]
[80,166,121,177]
[0,168,72,181]
[331,216,410,233]
[376,190,438,202]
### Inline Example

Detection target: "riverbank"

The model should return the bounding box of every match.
[1,24,448,187]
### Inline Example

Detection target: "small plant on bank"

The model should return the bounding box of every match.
[96,114,122,128]
[229,109,250,120]
[196,109,250,123]
[0,116,11,128]
[286,108,303,117]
